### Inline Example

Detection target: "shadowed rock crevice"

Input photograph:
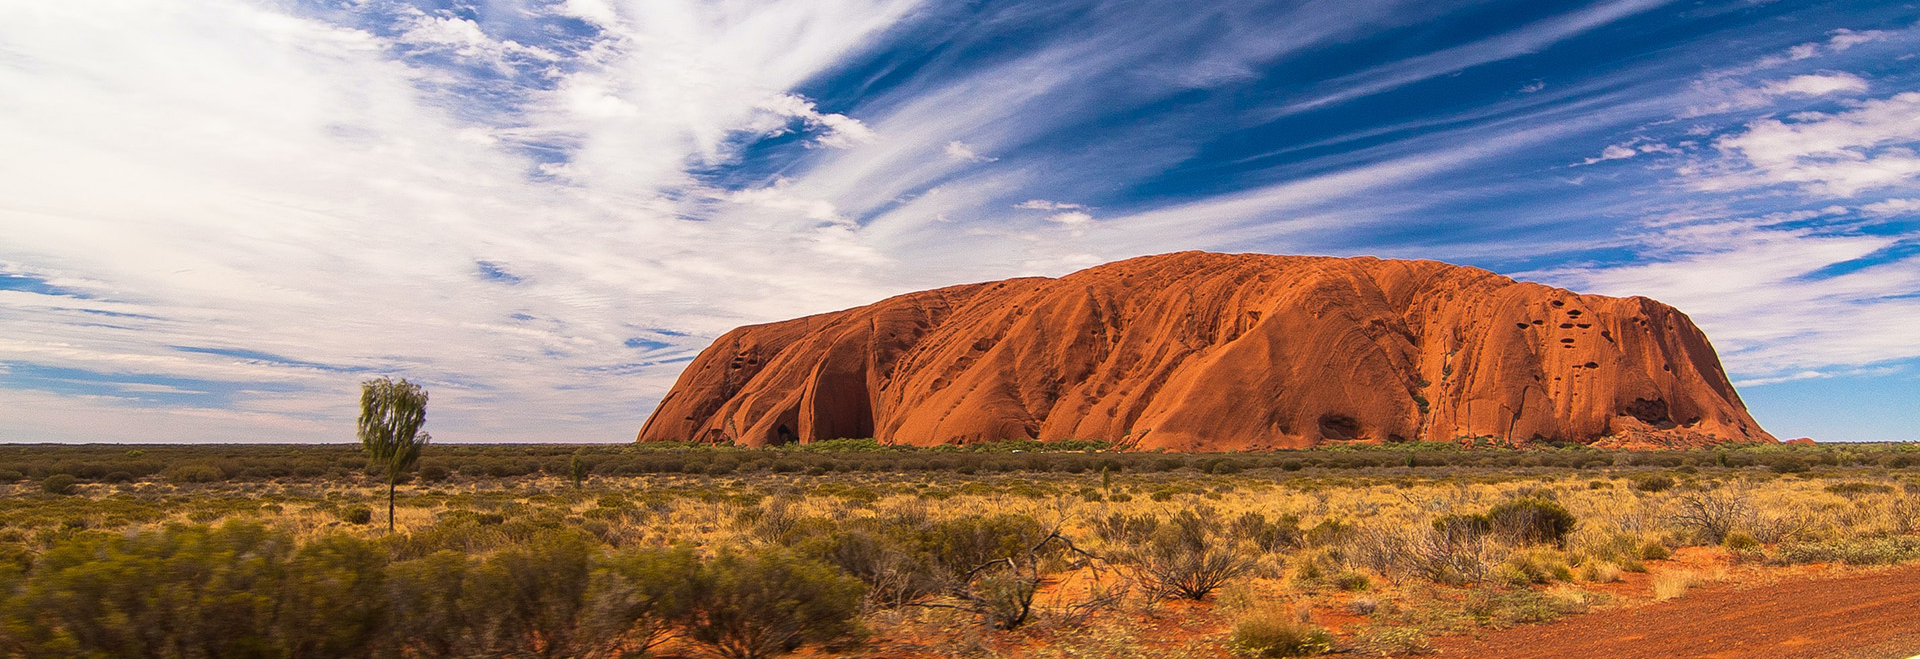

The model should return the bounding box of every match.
[638,252,1775,450]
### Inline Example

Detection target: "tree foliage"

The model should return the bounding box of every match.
[358,376,429,531]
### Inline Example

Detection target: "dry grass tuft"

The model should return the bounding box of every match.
[1650,570,1696,601]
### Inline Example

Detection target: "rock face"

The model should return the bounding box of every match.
[638,252,1774,450]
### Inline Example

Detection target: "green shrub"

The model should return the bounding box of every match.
[679,550,864,659]
[1573,532,1647,573]
[1304,518,1355,547]
[1633,474,1675,492]
[1229,610,1333,657]
[338,505,374,525]
[1769,536,1920,566]
[1494,548,1574,586]
[462,530,602,656]
[1330,571,1371,592]
[1465,587,1586,627]
[920,513,1051,580]
[39,474,78,496]
[278,534,389,656]
[1231,511,1302,552]
[1722,531,1761,551]
[163,462,227,484]
[1486,498,1577,546]
[1767,456,1810,474]
[814,528,937,609]
[1356,625,1433,656]
[1824,481,1893,497]
[419,464,450,482]
[3,522,317,657]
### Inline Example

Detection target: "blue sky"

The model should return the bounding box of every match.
[1,0,1916,443]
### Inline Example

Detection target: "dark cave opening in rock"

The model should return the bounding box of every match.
[1318,413,1362,440]
[1624,398,1676,430]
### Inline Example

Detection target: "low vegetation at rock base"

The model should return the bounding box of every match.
[0,440,1914,657]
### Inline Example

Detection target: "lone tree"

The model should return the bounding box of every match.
[359,376,430,532]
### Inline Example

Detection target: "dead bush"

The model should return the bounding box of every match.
[1122,508,1257,600]
[1671,489,1754,545]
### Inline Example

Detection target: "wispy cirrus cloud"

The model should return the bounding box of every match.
[2,0,1918,443]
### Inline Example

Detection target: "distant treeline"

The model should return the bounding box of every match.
[0,440,1914,485]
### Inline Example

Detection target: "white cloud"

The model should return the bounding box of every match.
[757,94,877,148]
[1046,211,1094,226]
[1572,137,1682,166]
[940,140,998,162]
[1780,29,1893,64]
[0,0,927,442]
[1698,92,1920,197]
[1014,199,1086,211]
[1758,72,1869,98]
[1275,0,1678,116]
[1,0,1914,443]
[1862,198,1920,216]
[1828,28,1893,52]
[1579,143,1639,165]
[725,182,853,227]
[395,10,559,68]
[1732,370,1830,387]
[944,140,996,162]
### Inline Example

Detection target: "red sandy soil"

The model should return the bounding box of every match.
[663,551,1920,658]
[1432,564,1920,659]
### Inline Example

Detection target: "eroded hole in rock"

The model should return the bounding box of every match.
[1623,398,1675,429]
[1560,338,1575,344]
[1567,309,1583,318]
[1551,300,1565,307]
[1516,322,1530,329]
[1318,413,1362,440]
[775,424,797,446]
[1532,320,1544,325]
[1583,362,1599,369]
[1559,323,1574,329]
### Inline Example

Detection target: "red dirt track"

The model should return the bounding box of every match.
[1434,565,1920,659]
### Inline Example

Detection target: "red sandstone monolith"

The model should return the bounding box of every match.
[638,252,1774,450]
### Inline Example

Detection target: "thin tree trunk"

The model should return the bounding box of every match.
[388,478,396,533]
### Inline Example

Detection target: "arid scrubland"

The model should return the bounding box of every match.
[0,442,1916,658]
